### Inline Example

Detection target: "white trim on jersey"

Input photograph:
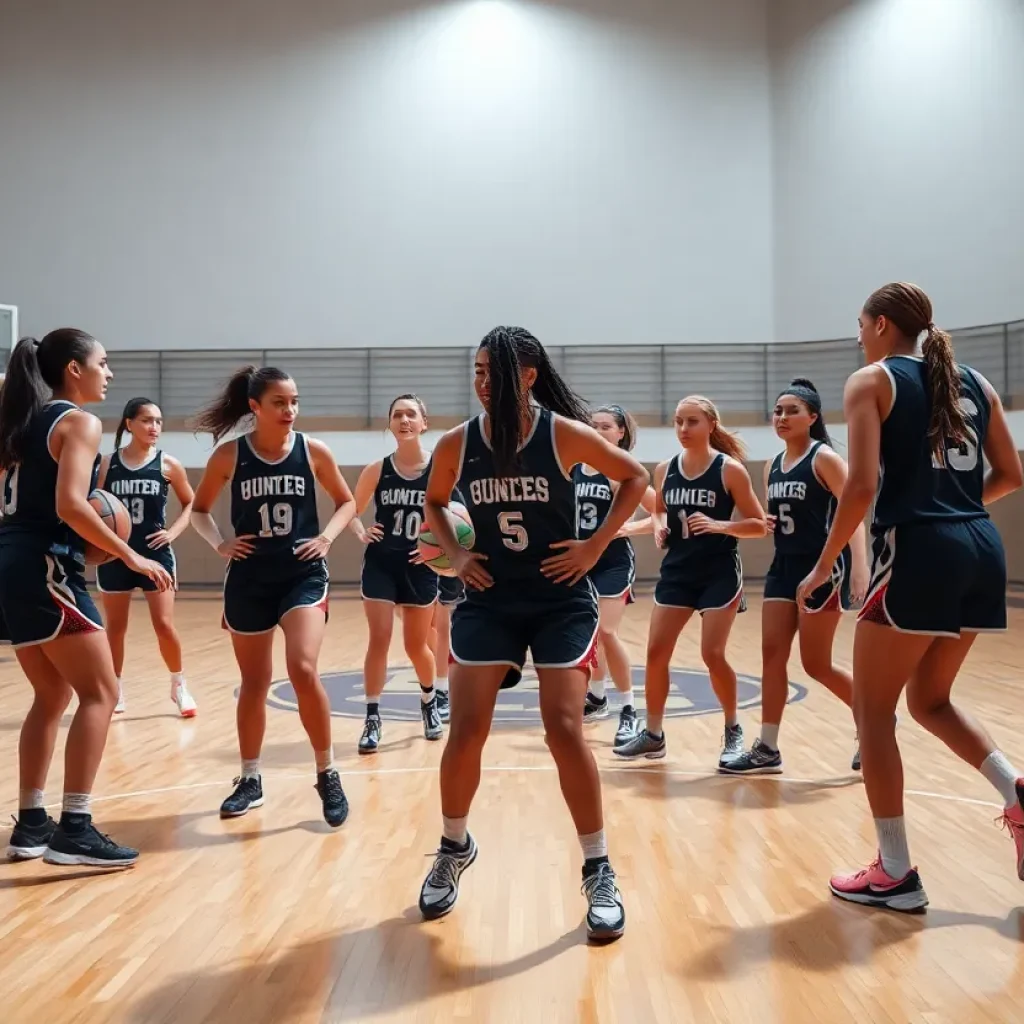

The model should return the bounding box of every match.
[44,402,80,462]
[550,413,574,481]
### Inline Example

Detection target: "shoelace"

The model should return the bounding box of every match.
[426,850,462,890]
[320,772,345,802]
[997,810,1023,837]
[582,866,620,908]
[363,719,381,740]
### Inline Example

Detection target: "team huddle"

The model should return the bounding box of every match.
[1,282,1023,943]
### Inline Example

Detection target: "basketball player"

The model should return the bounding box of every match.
[417,326,649,943]
[1,331,172,866]
[614,396,767,766]
[722,379,869,775]
[96,398,197,717]
[576,404,656,746]
[351,394,439,752]
[796,283,1024,910]
[191,366,356,826]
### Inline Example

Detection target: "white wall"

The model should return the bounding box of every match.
[772,0,1024,341]
[0,0,773,350]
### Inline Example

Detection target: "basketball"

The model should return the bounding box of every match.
[83,488,132,565]
[417,501,475,577]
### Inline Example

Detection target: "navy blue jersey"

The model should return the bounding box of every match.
[0,400,99,564]
[573,465,631,568]
[373,455,429,555]
[874,356,990,530]
[457,408,580,594]
[661,451,736,570]
[766,442,835,557]
[104,449,169,554]
[230,432,319,561]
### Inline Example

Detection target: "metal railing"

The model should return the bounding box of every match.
[5,318,1022,424]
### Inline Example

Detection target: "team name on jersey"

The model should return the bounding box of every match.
[379,487,426,507]
[469,476,550,505]
[664,487,716,509]
[576,481,611,501]
[240,475,307,501]
[767,480,807,502]
[108,479,161,497]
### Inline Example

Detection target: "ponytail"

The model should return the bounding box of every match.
[597,404,638,451]
[777,377,832,447]
[193,365,292,442]
[114,396,159,452]
[0,329,98,469]
[681,394,748,462]
[479,326,589,477]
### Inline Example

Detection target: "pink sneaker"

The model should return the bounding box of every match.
[999,778,1024,881]
[829,856,928,913]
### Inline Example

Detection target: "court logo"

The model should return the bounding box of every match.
[266,667,807,726]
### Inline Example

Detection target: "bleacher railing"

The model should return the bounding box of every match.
[5,319,1022,425]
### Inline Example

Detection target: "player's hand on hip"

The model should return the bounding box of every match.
[541,538,600,585]
[146,529,171,550]
[796,563,830,611]
[217,535,256,561]
[358,523,384,545]
[453,549,492,590]
[295,535,332,561]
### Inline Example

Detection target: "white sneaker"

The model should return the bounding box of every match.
[172,682,198,718]
[113,686,126,715]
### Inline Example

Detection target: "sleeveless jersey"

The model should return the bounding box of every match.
[457,408,579,593]
[573,465,631,567]
[874,356,990,530]
[661,451,736,570]
[373,455,429,555]
[0,400,99,563]
[766,442,834,556]
[104,449,169,553]
[230,432,319,561]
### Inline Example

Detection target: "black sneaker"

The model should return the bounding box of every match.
[613,727,666,760]
[436,689,450,724]
[614,706,639,747]
[220,776,264,818]
[584,692,610,722]
[718,723,745,768]
[718,739,783,775]
[6,814,57,861]
[43,820,138,867]
[851,745,862,772]
[316,769,349,828]
[359,715,382,755]
[582,861,625,942]
[422,698,443,741]
[419,834,478,920]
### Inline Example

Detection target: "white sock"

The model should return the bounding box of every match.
[435,678,449,693]
[442,815,468,846]
[875,817,912,879]
[62,792,92,815]
[315,748,334,773]
[724,712,739,729]
[760,723,781,751]
[980,751,1021,809]
[241,758,260,780]
[646,713,664,737]
[589,677,606,700]
[620,688,634,710]
[171,671,185,687]
[420,684,435,705]
[20,788,45,810]
[579,829,608,862]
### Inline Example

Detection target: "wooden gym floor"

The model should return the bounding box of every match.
[1,591,1022,1024]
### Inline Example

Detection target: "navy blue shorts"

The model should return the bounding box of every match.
[451,584,599,674]
[96,545,177,594]
[764,549,850,613]
[361,547,437,607]
[590,554,635,602]
[654,551,745,614]
[438,575,465,607]
[222,557,329,635]
[0,541,103,648]
[860,518,1006,636]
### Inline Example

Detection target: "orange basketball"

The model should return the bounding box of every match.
[84,489,132,565]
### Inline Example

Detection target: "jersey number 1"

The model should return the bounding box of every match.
[258,502,293,537]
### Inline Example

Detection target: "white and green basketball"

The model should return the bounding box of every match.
[417,501,475,577]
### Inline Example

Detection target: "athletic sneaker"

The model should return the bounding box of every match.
[220,776,264,818]
[172,681,198,718]
[614,706,639,747]
[999,778,1024,881]
[584,693,610,721]
[113,685,126,715]
[315,769,349,828]
[582,861,625,942]
[43,820,139,868]
[422,697,443,741]
[829,856,929,913]
[613,727,666,760]
[6,814,57,861]
[718,723,745,768]
[419,834,478,920]
[436,689,450,724]
[358,715,382,754]
[718,739,783,775]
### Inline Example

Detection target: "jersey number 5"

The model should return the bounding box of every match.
[931,396,979,472]
[776,504,795,535]
[499,511,528,551]
[258,502,293,538]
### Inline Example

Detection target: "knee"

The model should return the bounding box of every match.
[36,682,74,714]
[799,650,833,683]
[447,712,491,753]
[761,637,791,669]
[646,637,674,665]
[286,657,320,691]
[906,687,947,725]
[541,708,583,757]
[701,644,730,675]
[152,618,177,642]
